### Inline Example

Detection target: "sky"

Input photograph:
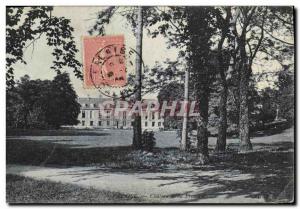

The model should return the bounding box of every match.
[13,6,178,99]
[13,6,289,99]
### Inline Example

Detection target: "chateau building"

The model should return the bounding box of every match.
[75,98,164,131]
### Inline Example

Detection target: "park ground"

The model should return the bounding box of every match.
[6,128,294,204]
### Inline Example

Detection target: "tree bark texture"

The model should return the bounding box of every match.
[132,6,143,149]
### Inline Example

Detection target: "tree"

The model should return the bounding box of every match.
[258,88,277,123]
[46,72,81,128]
[157,81,184,103]
[232,7,257,151]
[276,68,294,124]
[214,7,232,152]
[132,6,143,149]
[6,73,80,129]
[230,6,294,151]
[6,6,82,88]
[7,75,52,129]
[145,6,219,162]
[187,7,218,163]
[157,82,184,130]
[6,75,30,128]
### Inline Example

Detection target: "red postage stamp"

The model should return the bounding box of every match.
[83,35,126,88]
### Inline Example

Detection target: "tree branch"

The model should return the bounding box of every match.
[265,29,294,46]
[246,40,253,58]
[272,12,293,26]
[251,11,266,61]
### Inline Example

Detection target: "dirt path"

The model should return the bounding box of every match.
[7,164,266,203]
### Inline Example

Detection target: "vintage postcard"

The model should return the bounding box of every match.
[6,6,295,204]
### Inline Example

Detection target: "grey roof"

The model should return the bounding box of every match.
[77,97,111,105]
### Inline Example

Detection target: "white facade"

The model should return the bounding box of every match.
[75,98,164,131]
[141,111,163,131]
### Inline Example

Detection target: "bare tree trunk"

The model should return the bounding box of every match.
[196,88,209,164]
[215,7,231,153]
[238,36,253,152]
[180,68,189,151]
[132,6,143,149]
[215,82,228,152]
[233,7,255,152]
[233,85,240,128]
[239,61,252,151]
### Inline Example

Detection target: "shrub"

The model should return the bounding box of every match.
[141,130,156,152]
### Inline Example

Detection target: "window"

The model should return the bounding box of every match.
[145,122,148,127]
[106,110,110,119]
[107,120,110,126]
[98,121,102,126]
[152,122,155,127]
[82,121,85,126]
[152,112,155,120]
[158,122,161,127]
[123,121,126,126]
[90,110,93,119]
[145,115,148,120]
[90,121,93,126]
[123,112,126,119]
[98,111,102,119]
[82,111,85,118]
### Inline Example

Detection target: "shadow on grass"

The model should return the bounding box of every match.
[6,174,142,203]
[6,129,110,136]
[136,149,294,203]
[250,129,282,137]
[6,133,294,203]
[7,139,133,166]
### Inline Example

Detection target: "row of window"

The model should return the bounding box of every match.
[81,110,113,119]
[81,110,161,120]
[82,120,119,127]
[144,112,161,120]
[81,120,163,127]
[81,103,98,108]
[81,103,157,109]
[144,121,162,127]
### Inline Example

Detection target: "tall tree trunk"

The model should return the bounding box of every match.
[186,7,214,163]
[238,61,252,151]
[233,84,240,129]
[238,36,252,152]
[215,7,232,152]
[215,82,228,152]
[232,7,255,152]
[196,88,209,164]
[132,6,143,149]
[180,68,189,151]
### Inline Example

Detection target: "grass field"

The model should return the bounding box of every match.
[6,128,294,168]
[6,174,142,203]
[6,129,177,166]
[7,129,178,148]
[6,128,295,203]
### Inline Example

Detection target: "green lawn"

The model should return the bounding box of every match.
[7,128,294,168]
[6,128,295,203]
[7,129,178,148]
[7,174,142,204]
